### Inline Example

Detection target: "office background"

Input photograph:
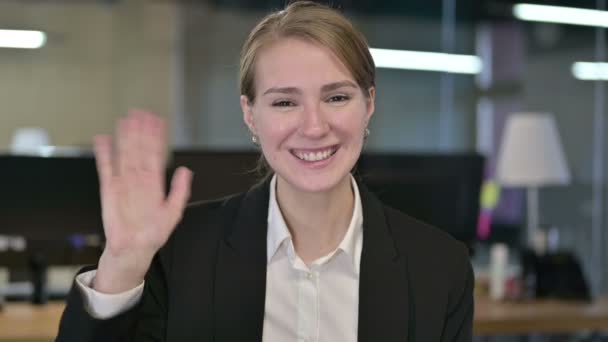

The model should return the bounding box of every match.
[0,0,607,340]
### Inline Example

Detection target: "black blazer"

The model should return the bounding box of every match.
[56,178,474,342]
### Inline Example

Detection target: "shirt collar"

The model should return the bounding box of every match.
[266,175,292,264]
[266,174,363,275]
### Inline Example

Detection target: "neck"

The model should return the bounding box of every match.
[275,175,354,266]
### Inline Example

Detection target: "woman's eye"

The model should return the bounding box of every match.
[272,100,295,107]
[327,95,350,103]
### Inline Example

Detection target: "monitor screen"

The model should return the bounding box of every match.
[356,153,484,247]
[0,154,102,239]
[0,151,483,248]
[169,150,261,202]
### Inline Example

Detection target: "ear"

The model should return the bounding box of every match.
[365,86,376,122]
[241,95,256,134]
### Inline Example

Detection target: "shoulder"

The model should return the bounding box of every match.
[384,205,469,257]
[171,193,245,243]
[383,205,471,285]
[156,192,245,268]
[383,205,473,325]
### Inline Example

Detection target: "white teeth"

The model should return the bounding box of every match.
[294,147,336,162]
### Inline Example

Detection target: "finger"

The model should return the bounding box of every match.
[129,109,148,172]
[117,116,138,176]
[116,117,127,175]
[93,135,114,190]
[152,115,168,172]
[165,166,193,224]
[145,113,168,196]
[134,109,166,174]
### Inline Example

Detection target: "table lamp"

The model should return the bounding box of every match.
[496,112,570,252]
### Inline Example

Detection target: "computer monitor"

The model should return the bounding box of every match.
[356,153,484,248]
[175,150,485,247]
[0,152,102,239]
[0,150,261,238]
[169,149,261,202]
[0,151,483,247]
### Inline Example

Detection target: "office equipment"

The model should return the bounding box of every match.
[0,152,103,304]
[0,152,101,239]
[173,151,485,248]
[356,153,485,248]
[521,249,591,301]
[169,150,261,201]
[0,150,483,302]
[0,151,484,243]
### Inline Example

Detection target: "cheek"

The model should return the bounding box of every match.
[330,108,368,140]
[256,114,297,147]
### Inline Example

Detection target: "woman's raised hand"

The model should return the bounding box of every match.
[93,109,192,294]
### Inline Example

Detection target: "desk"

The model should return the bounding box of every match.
[2,298,608,340]
[0,302,63,342]
[474,296,608,335]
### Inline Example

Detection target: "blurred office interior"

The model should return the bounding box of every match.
[0,0,607,341]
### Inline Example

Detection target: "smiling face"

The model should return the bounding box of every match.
[241,37,375,193]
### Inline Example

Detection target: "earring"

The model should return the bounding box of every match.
[364,127,370,139]
[251,134,260,146]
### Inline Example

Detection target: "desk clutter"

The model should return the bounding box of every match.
[0,235,101,308]
[476,243,591,302]
[473,244,604,337]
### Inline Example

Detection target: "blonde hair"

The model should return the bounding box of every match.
[239,1,375,104]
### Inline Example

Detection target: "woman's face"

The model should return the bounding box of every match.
[241,37,375,193]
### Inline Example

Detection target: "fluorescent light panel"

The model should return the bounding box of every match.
[369,48,482,74]
[513,3,608,28]
[572,62,608,81]
[0,29,46,49]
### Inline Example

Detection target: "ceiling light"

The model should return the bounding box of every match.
[513,3,608,28]
[572,62,608,81]
[369,48,482,74]
[0,29,46,49]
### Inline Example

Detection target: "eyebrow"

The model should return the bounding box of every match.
[262,86,301,96]
[321,80,358,92]
[262,80,358,96]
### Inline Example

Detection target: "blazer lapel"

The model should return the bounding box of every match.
[213,179,270,342]
[211,177,411,342]
[357,181,411,342]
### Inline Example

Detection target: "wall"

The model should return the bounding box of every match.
[0,0,181,149]
[181,4,478,151]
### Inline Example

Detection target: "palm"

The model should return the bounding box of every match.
[94,110,192,258]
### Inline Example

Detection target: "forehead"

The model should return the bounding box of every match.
[254,37,355,91]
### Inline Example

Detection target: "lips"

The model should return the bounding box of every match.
[290,145,339,162]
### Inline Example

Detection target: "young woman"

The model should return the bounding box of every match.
[57,2,473,341]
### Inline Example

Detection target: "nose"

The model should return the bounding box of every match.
[299,102,330,139]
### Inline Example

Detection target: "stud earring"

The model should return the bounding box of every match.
[364,127,370,139]
[251,134,260,146]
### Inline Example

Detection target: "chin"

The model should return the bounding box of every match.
[278,167,352,194]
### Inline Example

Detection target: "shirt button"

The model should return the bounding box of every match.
[306,272,313,280]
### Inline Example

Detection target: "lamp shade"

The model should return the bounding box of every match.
[496,112,570,186]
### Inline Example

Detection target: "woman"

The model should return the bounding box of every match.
[57,2,473,341]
